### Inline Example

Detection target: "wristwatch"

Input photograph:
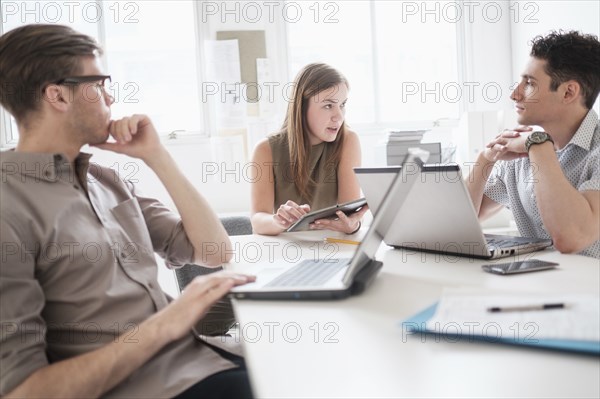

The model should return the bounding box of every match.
[525,131,554,152]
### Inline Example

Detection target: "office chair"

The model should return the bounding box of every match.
[174,215,252,336]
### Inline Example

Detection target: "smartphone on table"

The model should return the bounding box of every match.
[482,259,559,275]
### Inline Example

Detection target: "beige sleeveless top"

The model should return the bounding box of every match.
[268,132,338,212]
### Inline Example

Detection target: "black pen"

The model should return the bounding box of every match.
[487,303,566,313]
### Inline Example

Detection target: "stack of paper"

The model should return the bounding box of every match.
[402,288,600,354]
[385,129,427,143]
[377,129,441,165]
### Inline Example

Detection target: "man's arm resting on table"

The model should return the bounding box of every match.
[529,142,600,253]
[5,273,252,398]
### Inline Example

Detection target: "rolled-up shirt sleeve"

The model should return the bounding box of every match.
[124,181,195,267]
[0,216,49,395]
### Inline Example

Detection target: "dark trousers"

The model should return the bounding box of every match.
[173,342,253,399]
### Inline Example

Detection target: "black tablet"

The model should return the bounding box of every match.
[286,198,367,232]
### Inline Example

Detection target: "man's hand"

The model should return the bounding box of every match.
[310,205,369,234]
[4,271,255,399]
[156,271,255,343]
[93,114,165,164]
[483,126,532,162]
[273,200,311,230]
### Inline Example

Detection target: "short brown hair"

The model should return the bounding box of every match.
[0,24,102,123]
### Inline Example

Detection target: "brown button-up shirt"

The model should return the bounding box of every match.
[0,151,237,397]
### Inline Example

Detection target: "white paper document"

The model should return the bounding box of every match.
[204,39,241,83]
[427,288,600,342]
[204,39,247,129]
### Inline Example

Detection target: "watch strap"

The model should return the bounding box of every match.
[525,132,554,152]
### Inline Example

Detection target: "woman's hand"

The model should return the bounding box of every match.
[310,205,369,234]
[273,200,311,230]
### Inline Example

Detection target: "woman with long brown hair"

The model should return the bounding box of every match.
[250,63,367,235]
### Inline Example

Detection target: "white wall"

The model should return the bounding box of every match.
[452,1,514,166]
[461,1,514,113]
[510,0,600,81]
[87,135,250,214]
[510,0,600,116]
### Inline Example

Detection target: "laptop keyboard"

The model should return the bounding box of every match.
[264,258,350,288]
[486,237,525,248]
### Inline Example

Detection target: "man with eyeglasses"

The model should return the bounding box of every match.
[0,24,255,398]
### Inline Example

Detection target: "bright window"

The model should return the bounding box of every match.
[286,0,460,125]
[1,0,98,37]
[2,0,462,146]
[374,1,459,122]
[1,0,202,141]
[103,1,202,133]
[286,1,375,124]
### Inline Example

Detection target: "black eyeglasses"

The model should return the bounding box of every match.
[54,75,111,88]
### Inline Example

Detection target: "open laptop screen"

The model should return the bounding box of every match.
[354,165,551,259]
[354,164,493,258]
[342,156,426,285]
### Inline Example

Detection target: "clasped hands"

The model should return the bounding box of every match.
[484,125,533,162]
[274,200,368,234]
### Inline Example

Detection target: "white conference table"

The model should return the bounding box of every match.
[225,231,600,398]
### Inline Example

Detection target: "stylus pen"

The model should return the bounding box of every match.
[487,303,565,313]
[325,237,361,246]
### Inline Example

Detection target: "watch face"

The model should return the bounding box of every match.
[531,131,547,143]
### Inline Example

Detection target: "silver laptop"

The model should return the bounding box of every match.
[354,165,552,259]
[229,152,427,300]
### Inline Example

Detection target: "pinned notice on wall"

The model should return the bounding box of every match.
[216,30,267,104]
[204,39,246,129]
[204,39,241,83]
